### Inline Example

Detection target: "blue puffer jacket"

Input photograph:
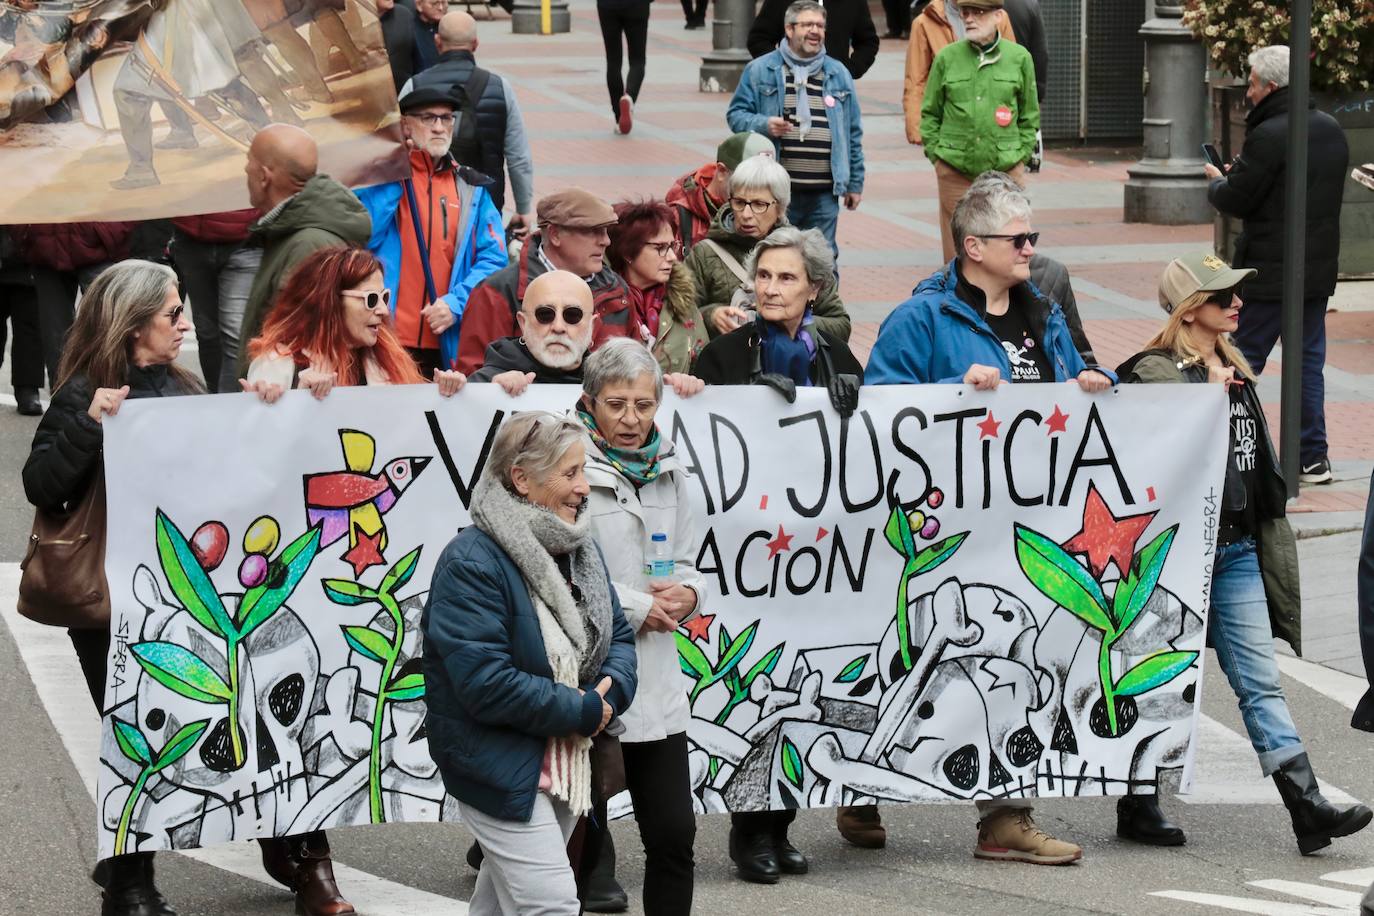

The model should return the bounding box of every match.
[866,260,1116,386]
[421,526,638,822]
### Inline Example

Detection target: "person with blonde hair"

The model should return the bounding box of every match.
[1116,252,1371,854]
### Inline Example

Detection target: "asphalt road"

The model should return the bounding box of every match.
[3,348,1374,916]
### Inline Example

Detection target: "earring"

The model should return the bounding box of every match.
[519,336,526,345]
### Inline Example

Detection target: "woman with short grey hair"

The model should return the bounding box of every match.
[422,411,638,916]
[575,338,706,914]
[681,154,851,342]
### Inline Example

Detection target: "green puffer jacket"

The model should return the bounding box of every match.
[681,209,851,343]
[920,36,1039,178]
[1119,349,1302,655]
[649,264,710,374]
[237,175,373,375]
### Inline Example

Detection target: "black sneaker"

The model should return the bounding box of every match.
[1300,458,1333,485]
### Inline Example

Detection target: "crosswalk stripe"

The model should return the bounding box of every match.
[1275,653,1366,711]
[1150,889,1349,916]
[0,563,466,915]
[1248,879,1365,908]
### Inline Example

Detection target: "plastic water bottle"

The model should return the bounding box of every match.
[645,532,675,580]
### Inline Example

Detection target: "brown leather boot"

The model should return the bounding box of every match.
[293,832,355,916]
[836,804,887,849]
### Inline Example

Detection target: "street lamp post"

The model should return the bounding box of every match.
[1123,3,1212,224]
[699,0,754,92]
[512,0,569,35]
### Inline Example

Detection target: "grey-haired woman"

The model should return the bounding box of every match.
[422,412,638,915]
[577,339,705,914]
[23,260,199,916]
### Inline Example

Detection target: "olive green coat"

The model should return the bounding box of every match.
[649,265,710,374]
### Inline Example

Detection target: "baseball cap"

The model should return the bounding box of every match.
[397,85,460,113]
[716,131,776,170]
[537,188,618,229]
[1157,252,1257,314]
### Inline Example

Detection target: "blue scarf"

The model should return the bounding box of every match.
[777,39,827,140]
[759,310,817,387]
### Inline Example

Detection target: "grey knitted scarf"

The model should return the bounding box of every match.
[469,474,613,684]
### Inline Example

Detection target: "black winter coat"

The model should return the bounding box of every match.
[1208,88,1349,301]
[380,3,416,93]
[693,320,864,386]
[469,337,585,385]
[746,0,880,80]
[409,50,511,211]
[1002,0,1047,102]
[23,365,198,511]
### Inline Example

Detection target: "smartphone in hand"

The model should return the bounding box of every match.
[1202,143,1225,170]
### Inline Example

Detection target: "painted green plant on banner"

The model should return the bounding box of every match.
[322,545,426,824]
[882,498,969,674]
[677,620,784,780]
[1013,521,1195,737]
[132,511,323,769]
[110,718,210,855]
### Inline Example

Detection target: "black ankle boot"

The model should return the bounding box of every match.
[728,828,779,884]
[1272,752,1373,854]
[583,823,627,913]
[1116,795,1186,846]
[100,852,176,916]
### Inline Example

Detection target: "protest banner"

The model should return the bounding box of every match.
[96,382,1227,857]
[0,0,405,223]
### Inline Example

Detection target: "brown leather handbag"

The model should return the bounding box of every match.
[17,468,110,629]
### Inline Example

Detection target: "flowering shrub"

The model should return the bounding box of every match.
[1181,0,1374,92]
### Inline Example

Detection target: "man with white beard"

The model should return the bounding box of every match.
[470,270,597,386]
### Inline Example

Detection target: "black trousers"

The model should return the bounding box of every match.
[0,264,45,389]
[731,808,796,837]
[597,3,650,115]
[679,0,707,24]
[881,0,910,33]
[623,732,696,915]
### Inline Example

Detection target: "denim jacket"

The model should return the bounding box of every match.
[726,50,865,199]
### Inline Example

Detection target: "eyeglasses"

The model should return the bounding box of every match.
[341,288,392,310]
[648,240,682,259]
[592,396,659,420]
[164,304,185,324]
[729,197,776,214]
[980,231,1040,250]
[532,304,586,326]
[409,112,455,126]
[791,19,825,30]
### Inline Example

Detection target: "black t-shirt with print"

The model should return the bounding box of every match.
[1221,381,1261,537]
[983,299,1054,383]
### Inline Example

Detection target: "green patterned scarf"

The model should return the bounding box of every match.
[577,403,662,487]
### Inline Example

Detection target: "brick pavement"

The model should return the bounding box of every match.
[481,2,1372,514]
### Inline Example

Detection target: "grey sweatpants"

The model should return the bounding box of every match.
[458,792,580,915]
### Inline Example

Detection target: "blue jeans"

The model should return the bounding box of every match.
[787,187,841,264]
[1231,295,1328,466]
[1209,537,1304,775]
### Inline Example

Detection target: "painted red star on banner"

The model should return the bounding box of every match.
[342,528,385,577]
[1044,405,1070,435]
[681,613,715,643]
[765,525,794,559]
[977,412,1001,439]
[1061,483,1157,579]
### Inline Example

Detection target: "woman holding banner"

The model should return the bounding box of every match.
[241,244,466,916]
[694,225,861,883]
[22,260,198,916]
[241,246,466,401]
[422,411,638,916]
[578,338,704,914]
[1116,253,1372,854]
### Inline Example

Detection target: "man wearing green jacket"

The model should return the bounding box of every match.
[920,0,1038,262]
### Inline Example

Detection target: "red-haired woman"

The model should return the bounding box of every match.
[606,199,708,375]
[242,245,465,401]
[240,246,461,914]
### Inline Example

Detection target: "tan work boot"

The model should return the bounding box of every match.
[974,808,1082,865]
[836,804,887,849]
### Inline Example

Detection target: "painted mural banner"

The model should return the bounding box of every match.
[0,0,405,223]
[96,382,1228,857]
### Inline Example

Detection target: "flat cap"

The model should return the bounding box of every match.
[397,85,459,113]
[956,0,1004,9]
[537,188,618,229]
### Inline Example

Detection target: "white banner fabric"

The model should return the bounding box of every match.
[96,383,1228,857]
